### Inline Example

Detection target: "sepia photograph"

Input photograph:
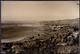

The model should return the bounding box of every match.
[1,1,79,54]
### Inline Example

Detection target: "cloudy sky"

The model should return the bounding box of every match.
[1,1,79,22]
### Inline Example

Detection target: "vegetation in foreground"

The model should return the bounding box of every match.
[1,19,80,54]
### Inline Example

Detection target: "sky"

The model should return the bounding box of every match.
[1,1,79,22]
